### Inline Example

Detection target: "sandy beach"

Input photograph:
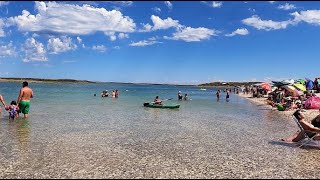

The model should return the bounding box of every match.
[237,93,320,121]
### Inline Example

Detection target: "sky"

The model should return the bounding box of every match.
[0,1,320,85]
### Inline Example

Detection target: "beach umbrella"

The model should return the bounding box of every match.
[272,81,290,87]
[293,83,307,92]
[282,85,303,97]
[296,79,306,85]
[306,80,314,90]
[305,96,320,109]
[259,82,271,91]
[282,85,296,92]
[282,79,294,85]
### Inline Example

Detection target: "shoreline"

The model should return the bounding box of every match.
[237,93,320,121]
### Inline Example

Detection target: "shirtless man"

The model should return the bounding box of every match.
[17,81,33,118]
[0,94,6,113]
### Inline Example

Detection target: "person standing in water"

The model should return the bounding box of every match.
[0,94,6,113]
[216,90,221,100]
[226,90,230,102]
[17,81,34,118]
[115,89,119,98]
[178,91,183,100]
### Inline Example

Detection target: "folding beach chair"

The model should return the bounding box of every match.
[292,115,320,148]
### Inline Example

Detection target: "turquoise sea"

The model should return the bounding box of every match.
[0,82,319,178]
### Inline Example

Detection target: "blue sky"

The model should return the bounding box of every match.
[0,1,320,85]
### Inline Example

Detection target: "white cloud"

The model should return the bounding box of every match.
[278,3,296,10]
[269,1,275,4]
[0,19,5,37]
[129,40,162,47]
[109,1,133,7]
[151,15,180,31]
[47,36,77,54]
[225,28,249,37]
[92,45,107,52]
[118,32,129,39]
[164,1,172,10]
[152,7,161,13]
[212,1,222,8]
[76,36,82,44]
[8,1,136,36]
[291,10,320,26]
[22,37,47,62]
[164,27,217,42]
[0,1,9,7]
[0,41,15,58]
[104,31,117,41]
[242,15,293,31]
[139,23,153,32]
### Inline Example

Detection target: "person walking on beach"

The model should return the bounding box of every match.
[17,81,33,118]
[0,94,6,113]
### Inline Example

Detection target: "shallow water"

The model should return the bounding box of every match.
[0,82,319,178]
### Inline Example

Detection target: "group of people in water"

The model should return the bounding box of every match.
[0,81,34,120]
[95,89,120,98]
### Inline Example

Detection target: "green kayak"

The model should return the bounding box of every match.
[143,103,180,109]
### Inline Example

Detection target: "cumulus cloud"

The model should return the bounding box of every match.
[139,23,153,32]
[269,1,275,4]
[225,28,249,37]
[152,7,161,13]
[242,15,293,31]
[103,31,117,41]
[0,19,5,37]
[22,37,47,62]
[47,36,77,54]
[92,45,107,52]
[212,1,223,8]
[129,40,162,47]
[291,10,320,26]
[139,16,180,32]
[7,1,136,36]
[151,15,180,31]
[164,1,172,10]
[278,3,296,10]
[0,41,15,58]
[118,32,129,39]
[164,27,217,42]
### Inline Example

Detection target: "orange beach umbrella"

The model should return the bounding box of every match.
[259,83,271,91]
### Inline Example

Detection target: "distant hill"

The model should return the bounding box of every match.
[198,81,262,87]
[0,77,96,83]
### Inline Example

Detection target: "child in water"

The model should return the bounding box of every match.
[5,101,20,120]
